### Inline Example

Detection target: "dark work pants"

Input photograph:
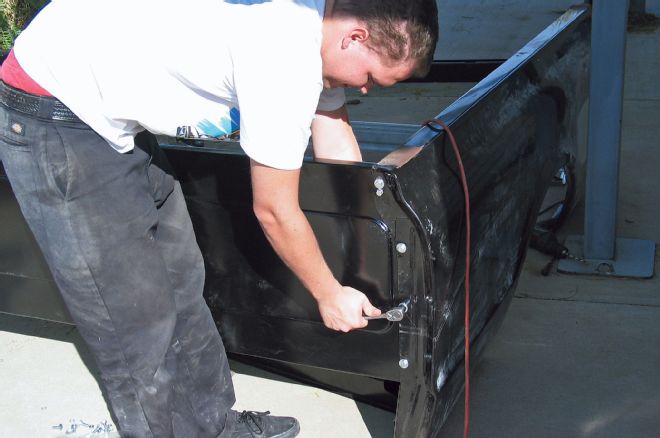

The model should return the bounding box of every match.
[0,101,235,437]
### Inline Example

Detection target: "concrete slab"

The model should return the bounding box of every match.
[0,316,114,437]
[230,361,395,438]
[648,1,660,15]
[433,0,577,61]
[625,35,660,100]
[0,314,395,438]
[439,296,660,438]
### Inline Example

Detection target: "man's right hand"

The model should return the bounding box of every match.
[317,285,381,332]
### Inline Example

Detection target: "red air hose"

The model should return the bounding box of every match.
[424,119,471,438]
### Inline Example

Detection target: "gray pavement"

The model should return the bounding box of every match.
[1,21,659,438]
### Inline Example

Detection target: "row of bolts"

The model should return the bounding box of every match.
[376,176,410,370]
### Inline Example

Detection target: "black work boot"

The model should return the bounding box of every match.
[225,410,300,438]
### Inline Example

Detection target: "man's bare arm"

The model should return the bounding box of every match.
[311,104,362,162]
[250,160,380,331]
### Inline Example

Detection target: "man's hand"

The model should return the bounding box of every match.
[317,285,382,332]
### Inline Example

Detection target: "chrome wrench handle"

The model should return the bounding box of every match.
[364,301,409,322]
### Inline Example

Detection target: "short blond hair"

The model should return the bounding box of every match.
[330,0,439,77]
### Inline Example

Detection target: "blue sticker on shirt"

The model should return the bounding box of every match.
[176,107,240,140]
[198,107,240,137]
[229,107,240,132]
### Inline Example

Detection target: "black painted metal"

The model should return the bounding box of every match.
[0,5,590,436]
[384,6,591,436]
[162,147,402,380]
[0,163,72,323]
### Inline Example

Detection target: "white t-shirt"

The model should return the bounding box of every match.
[14,0,345,170]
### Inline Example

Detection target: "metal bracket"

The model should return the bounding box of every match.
[558,236,655,278]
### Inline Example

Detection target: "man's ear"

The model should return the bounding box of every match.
[340,26,369,50]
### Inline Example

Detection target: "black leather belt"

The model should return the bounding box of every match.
[0,80,80,122]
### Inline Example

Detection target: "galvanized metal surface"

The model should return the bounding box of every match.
[584,0,630,260]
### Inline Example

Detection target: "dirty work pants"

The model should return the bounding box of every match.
[0,99,235,437]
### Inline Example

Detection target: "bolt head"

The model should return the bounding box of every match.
[374,177,385,190]
[396,242,407,254]
[596,262,615,274]
[399,358,409,369]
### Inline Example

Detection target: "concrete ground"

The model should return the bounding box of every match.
[1,23,659,438]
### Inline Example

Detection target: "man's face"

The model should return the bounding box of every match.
[321,26,415,95]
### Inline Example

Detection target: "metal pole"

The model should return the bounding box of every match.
[583,0,628,260]
[559,0,656,278]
